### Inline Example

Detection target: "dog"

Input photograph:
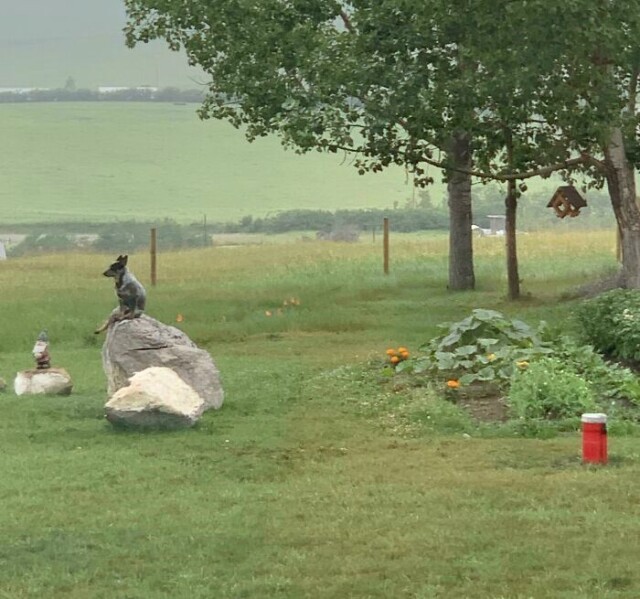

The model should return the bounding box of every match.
[94,255,147,334]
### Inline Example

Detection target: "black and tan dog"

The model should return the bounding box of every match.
[95,255,147,334]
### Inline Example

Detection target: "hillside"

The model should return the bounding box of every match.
[0,102,424,224]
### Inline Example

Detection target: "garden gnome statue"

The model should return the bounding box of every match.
[32,329,51,370]
[14,329,72,396]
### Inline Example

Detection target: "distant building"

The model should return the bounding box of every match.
[487,215,506,236]
[472,215,506,237]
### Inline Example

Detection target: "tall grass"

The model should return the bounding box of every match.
[0,230,637,599]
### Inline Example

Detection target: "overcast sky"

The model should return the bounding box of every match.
[0,0,201,88]
[0,0,127,41]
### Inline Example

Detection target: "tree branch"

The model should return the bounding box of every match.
[418,153,603,181]
[328,140,605,183]
[339,10,355,33]
[628,65,639,116]
[309,111,607,183]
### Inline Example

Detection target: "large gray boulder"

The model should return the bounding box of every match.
[102,315,223,410]
[105,367,205,429]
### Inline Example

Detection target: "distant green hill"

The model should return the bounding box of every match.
[0,102,428,224]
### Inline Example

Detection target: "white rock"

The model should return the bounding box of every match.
[105,366,205,429]
[14,368,73,396]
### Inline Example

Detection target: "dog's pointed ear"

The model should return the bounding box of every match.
[122,255,128,265]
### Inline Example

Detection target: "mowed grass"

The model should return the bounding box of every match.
[1,230,639,598]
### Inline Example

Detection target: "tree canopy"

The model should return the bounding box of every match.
[125,1,635,181]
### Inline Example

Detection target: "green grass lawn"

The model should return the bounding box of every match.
[0,230,638,598]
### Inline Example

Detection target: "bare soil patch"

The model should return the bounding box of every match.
[455,382,510,423]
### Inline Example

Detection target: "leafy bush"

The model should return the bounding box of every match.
[576,289,640,362]
[550,336,640,406]
[508,357,596,419]
[224,207,449,234]
[399,309,553,385]
[8,234,77,257]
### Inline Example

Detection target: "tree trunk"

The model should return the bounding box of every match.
[604,127,640,288]
[505,179,520,300]
[447,132,475,290]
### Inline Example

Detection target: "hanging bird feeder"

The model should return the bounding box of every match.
[546,185,588,219]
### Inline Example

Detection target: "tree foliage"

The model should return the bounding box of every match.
[124,1,637,187]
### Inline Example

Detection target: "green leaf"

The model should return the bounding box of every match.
[478,338,499,348]
[472,309,504,322]
[511,319,533,334]
[411,357,432,374]
[459,373,477,385]
[476,366,496,381]
[439,331,461,348]
[455,315,480,332]
[455,345,477,356]
[394,361,412,373]
[498,366,514,379]
[435,352,455,370]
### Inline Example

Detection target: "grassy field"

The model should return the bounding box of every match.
[0,102,417,225]
[0,102,570,227]
[1,230,638,598]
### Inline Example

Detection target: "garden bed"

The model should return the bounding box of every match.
[454,382,510,423]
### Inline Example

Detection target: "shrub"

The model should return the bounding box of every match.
[576,289,640,362]
[226,207,449,234]
[550,336,640,406]
[508,357,596,419]
[8,234,77,257]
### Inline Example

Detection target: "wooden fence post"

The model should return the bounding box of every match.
[383,217,389,275]
[150,227,157,286]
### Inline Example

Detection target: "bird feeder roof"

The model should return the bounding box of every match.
[546,186,588,209]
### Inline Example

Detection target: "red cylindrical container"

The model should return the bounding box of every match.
[581,413,607,464]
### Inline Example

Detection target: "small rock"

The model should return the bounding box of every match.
[105,366,205,429]
[14,368,73,396]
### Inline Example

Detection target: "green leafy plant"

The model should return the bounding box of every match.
[508,357,597,419]
[576,289,640,362]
[550,336,640,406]
[398,309,553,385]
